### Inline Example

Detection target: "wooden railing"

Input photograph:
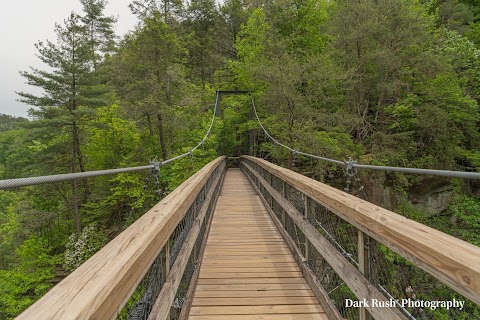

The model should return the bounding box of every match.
[18,156,226,320]
[241,156,480,320]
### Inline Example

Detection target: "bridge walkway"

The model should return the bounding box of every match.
[188,168,328,320]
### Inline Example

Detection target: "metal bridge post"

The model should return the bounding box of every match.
[358,230,372,320]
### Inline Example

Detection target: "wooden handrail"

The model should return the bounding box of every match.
[18,156,226,320]
[242,156,480,306]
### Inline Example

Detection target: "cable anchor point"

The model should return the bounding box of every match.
[150,156,161,173]
[345,157,358,178]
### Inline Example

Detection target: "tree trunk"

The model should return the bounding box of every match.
[146,112,154,135]
[157,112,168,160]
[73,121,90,200]
[71,126,81,239]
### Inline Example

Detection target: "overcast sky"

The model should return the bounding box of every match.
[0,0,138,118]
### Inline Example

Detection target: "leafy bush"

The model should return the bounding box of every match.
[63,225,107,271]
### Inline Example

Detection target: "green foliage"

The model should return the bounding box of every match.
[0,114,28,132]
[85,104,141,169]
[4,0,480,316]
[231,8,271,90]
[449,193,480,245]
[385,94,418,132]
[63,225,107,271]
[0,237,57,319]
[0,193,21,269]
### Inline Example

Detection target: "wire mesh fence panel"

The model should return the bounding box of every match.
[310,200,359,268]
[119,248,167,320]
[169,244,197,319]
[368,238,479,319]
[169,168,223,319]
[271,174,283,193]
[271,196,284,221]
[305,237,359,320]
[170,207,196,269]
[285,182,304,214]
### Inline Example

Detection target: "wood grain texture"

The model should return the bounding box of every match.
[148,163,225,320]
[242,166,344,320]
[189,315,329,320]
[17,157,226,320]
[188,169,326,319]
[178,166,226,320]
[242,155,480,305]
[244,161,406,320]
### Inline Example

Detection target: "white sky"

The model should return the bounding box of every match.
[0,0,138,118]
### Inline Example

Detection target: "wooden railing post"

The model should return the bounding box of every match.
[165,241,171,277]
[358,230,371,320]
[193,201,198,263]
[269,173,273,208]
[304,195,310,261]
[282,180,286,227]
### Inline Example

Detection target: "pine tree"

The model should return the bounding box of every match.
[80,0,117,70]
[17,8,117,237]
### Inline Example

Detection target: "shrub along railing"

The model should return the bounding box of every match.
[17,156,226,320]
[240,156,480,320]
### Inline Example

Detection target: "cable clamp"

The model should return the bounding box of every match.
[150,156,161,173]
[345,158,358,177]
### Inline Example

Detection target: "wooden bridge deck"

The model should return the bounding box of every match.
[188,168,328,320]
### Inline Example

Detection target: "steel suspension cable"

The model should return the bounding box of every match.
[0,100,219,190]
[249,94,480,179]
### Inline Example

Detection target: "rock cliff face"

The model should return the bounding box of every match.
[408,178,454,215]
[360,174,452,215]
[360,172,397,211]
[328,169,478,217]
[360,174,479,216]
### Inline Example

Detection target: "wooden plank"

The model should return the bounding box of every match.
[194,290,315,298]
[244,161,405,320]
[203,250,291,255]
[194,283,313,291]
[192,296,319,306]
[200,267,298,273]
[200,262,299,268]
[243,155,480,305]
[204,247,290,252]
[199,272,303,278]
[203,253,293,258]
[189,305,324,315]
[188,168,324,319]
[189,314,329,320]
[202,257,294,262]
[204,244,289,248]
[197,278,306,285]
[17,157,227,320]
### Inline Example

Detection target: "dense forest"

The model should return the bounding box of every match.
[1,0,480,318]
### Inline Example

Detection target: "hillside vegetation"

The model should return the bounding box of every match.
[0,0,479,318]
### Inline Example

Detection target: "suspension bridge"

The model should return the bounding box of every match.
[2,91,480,320]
